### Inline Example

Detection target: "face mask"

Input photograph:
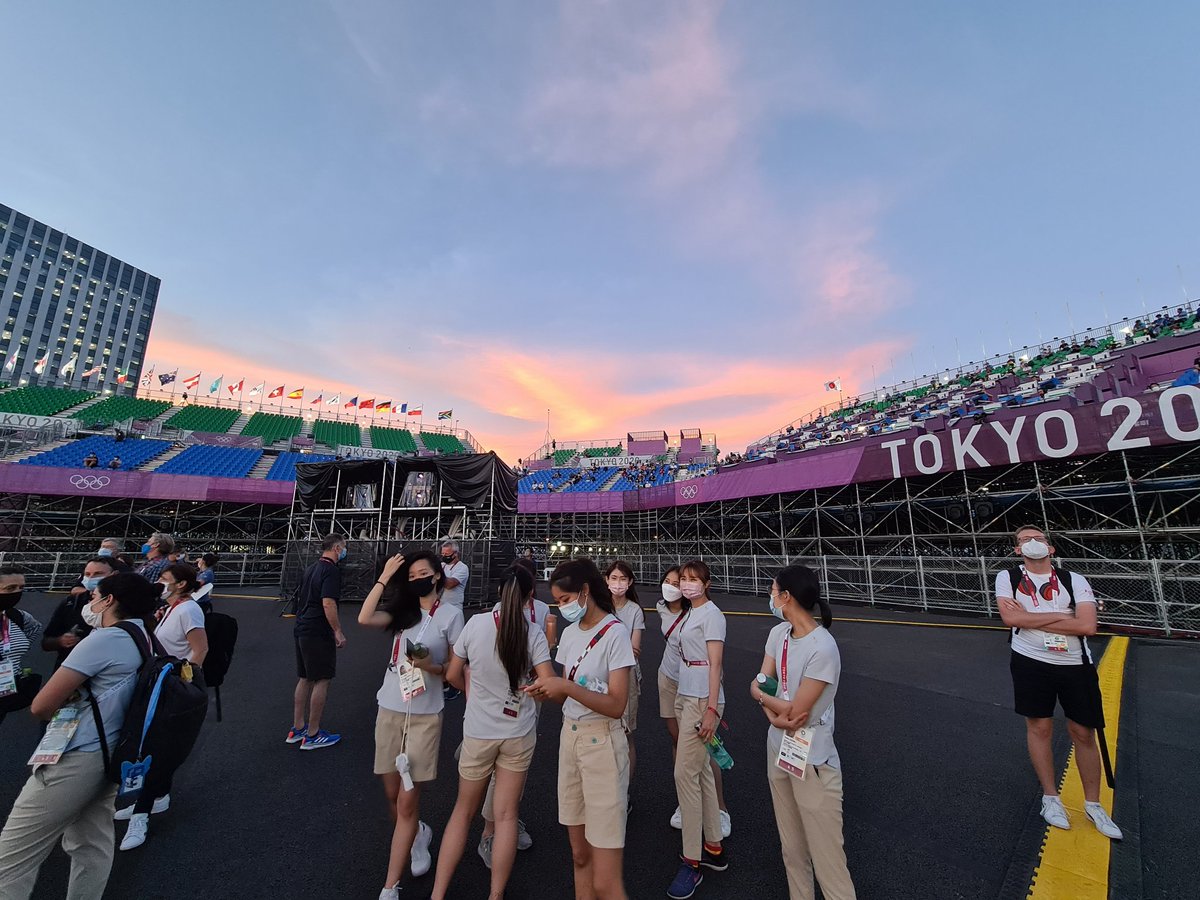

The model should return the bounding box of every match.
[337,547,347,562]
[161,584,173,601]
[661,583,683,603]
[608,581,628,597]
[680,582,705,601]
[1021,539,1050,560]
[410,576,436,598]
[559,595,587,623]
[82,599,105,628]
[141,543,153,555]
[82,576,102,592]
[97,548,114,558]
[441,555,455,564]
[0,591,22,612]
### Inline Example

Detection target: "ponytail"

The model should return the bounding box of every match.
[774,564,833,630]
[497,565,534,692]
[816,596,833,630]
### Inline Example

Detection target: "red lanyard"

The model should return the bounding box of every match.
[664,608,688,641]
[0,615,9,654]
[679,613,709,667]
[567,617,619,682]
[780,634,790,701]
[1019,568,1058,608]
[392,599,440,667]
[529,601,536,624]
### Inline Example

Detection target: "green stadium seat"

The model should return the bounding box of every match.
[313,419,362,448]
[75,396,172,428]
[552,449,575,466]
[420,431,468,454]
[241,412,303,443]
[369,426,417,453]
[0,386,95,417]
[162,405,241,433]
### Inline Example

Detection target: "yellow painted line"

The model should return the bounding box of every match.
[643,607,1010,631]
[1028,636,1128,900]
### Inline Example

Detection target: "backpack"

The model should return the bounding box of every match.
[1004,566,1084,654]
[202,611,239,722]
[87,621,209,799]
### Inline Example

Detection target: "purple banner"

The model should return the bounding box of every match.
[0,465,295,506]
[291,436,315,449]
[518,386,1200,514]
[190,431,264,449]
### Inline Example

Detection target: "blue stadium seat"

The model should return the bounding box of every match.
[18,435,172,471]
[266,451,336,481]
[156,445,264,478]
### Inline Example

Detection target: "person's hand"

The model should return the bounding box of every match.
[999,597,1022,615]
[410,654,437,672]
[380,553,405,582]
[523,675,570,702]
[749,678,764,703]
[59,633,80,650]
[334,630,347,649]
[698,707,719,742]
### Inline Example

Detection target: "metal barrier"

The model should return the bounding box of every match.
[0,551,286,591]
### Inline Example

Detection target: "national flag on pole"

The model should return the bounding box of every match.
[437,409,452,420]
[116,369,128,385]
[209,376,223,394]
[311,394,323,405]
[344,396,358,409]
[249,382,265,397]
[140,366,155,387]
[360,398,375,410]
[268,385,285,399]
[377,401,392,413]
[3,353,16,374]
[183,373,202,391]
[34,353,49,375]
[81,365,102,378]
[823,379,842,392]
[228,379,243,395]
[59,354,78,376]
[328,394,340,405]
[407,405,422,416]
[287,387,304,400]
[159,372,176,386]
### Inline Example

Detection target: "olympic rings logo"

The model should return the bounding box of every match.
[69,475,111,491]
[680,484,699,499]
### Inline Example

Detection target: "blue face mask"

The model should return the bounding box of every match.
[82,576,103,591]
[769,592,785,620]
[559,595,587,623]
[96,548,113,558]
[337,547,347,562]
[141,543,152,555]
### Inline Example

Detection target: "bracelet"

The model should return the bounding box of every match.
[375,581,387,589]
[706,706,719,717]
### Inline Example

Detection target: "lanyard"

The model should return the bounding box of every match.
[679,612,709,667]
[780,634,791,702]
[1019,567,1058,608]
[664,608,688,641]
[0,615,9,656]
[567,617,619,682]
[391,599,440,668]
[529,601,536,624]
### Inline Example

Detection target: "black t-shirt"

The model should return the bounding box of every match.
[43,590,94,666]
[294,558,342,637]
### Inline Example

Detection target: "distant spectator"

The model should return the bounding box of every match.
[107,457,121,470]
[83,453,99,469]
[135,532,174,585]
[1172,365,1200,387]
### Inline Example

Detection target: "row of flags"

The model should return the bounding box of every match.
[6,352,121,382]
[145,368,452,418]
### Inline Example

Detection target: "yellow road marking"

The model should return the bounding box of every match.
[1028,636,1128,900]
[643,607,1010,631]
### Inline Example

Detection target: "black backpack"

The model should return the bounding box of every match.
[87,621,209,798]
[201,611,238,721]
[1004,566,1084,653]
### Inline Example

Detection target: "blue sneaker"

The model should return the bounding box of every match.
[285,724,307,745]
[443,686,463,701]
[300,729,341,750]
[667,863,703,899]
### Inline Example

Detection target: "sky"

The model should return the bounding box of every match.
[4,1,1200,461]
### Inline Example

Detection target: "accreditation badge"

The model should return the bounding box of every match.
[776,726,816,780]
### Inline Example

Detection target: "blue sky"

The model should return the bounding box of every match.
[4,1,1198,459]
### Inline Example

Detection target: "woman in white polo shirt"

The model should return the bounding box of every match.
[114,562,210,851]
[359,550,465,900]
[751,564,855,900]
[668,559,728,900]
[429,564,554,900]
[525,558,635,900]
[605,560,645,783]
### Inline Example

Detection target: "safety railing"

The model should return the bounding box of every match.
[0,551,286,591]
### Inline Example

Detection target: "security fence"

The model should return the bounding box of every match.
[0,551,286,591]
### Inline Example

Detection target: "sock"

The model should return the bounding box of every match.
[704,842,723,855]
[682,857,700,868]
[1084,801,1103,810]
[1043,794,1059,801]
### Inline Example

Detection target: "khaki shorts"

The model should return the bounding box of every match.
[374,708,442,781]
[623,665,642,733]
[658,668,679,719]
[459,731,538,781]
[558,717,630,849]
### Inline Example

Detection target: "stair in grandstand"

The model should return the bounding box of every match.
[227,412,252,435]
[599,469,625,491]
[59,394,109,418]
[299,417,314,438]
[141,444,189,472]
[248,454,276,479]
[147,404,183,431]
[2,438,73,463]
[361,428,374,449]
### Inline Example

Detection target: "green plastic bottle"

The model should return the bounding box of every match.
[756,673,779,696]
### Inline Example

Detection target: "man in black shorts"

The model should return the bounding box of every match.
[995,525,1122,839]
[287,534,347,750]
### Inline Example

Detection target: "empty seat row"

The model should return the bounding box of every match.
[19,435,172,471]
[155,444,264,478]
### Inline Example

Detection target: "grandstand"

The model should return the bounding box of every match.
[418,430,468,455]
[0,386,94,417]
[162,405,241,433]
[241,412,303,444]
[266,451,336,481]
[371,426,418,453]
[18,434,172,471]
[75,396,172,428]
[155,444,264,478]
[313,419,361,449]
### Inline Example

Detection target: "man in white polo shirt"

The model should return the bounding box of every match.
[995,524,1122,840]
[440,541,470,701]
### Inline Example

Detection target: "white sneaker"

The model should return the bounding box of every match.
[670,806,683,830]
[119,814,149,851]
[517,819,533,851]
[378,887,400,900]
[1041,796,1071,830]
[720,809,732,839]
[1085,803,1123,840]
[477,834,493,870]
[113,793,170,821]
[410,820,433,877]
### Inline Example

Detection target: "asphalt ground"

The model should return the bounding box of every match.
[1,588,1196,900]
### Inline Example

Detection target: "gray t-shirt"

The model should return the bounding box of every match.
[765,622,842,768]
[376,602,465,715]
[441,560,470,608]
[454,611,551,739]
[554,615,635,721]
[63,621,148,753]
[676,601,726,702]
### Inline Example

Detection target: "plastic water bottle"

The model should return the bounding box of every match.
[577,675,609,694]
[755,673,779,696]
[696,724,734,770]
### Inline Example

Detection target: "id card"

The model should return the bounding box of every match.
[119,757,152,799]
[28,707,82,766]
[0,660,16,698]
[1043,634,1070,653]
[776,726,815,780]
[502,690,522,718]
[398,661,427,702]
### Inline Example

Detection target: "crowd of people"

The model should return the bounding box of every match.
[0,524,1127,900]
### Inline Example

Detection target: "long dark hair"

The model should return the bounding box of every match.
[775,564,833,629]
[604,559,639,607]
[661,564,688,611]
[549,558,614,616]
[380,549,444,632]
[496,564,534,692]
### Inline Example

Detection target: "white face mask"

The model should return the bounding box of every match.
[82,599,105,629]
[661,583,683,603]
[160,584,173,601]
[1021,539,1050,560]
[559,595,587,623]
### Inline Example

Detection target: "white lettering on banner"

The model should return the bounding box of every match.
[337,444,407,460]
[950,424,988,469]
[989,417,1025,464]
[0,413,79,435]
[1033,410,1079,458]
[913,434,943,474]
[1159,387,1200,441]
[881,439,907,479]
[1102,398,1151,450]
[582,455,651,469]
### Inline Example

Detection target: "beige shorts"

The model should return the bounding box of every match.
[374,708,442,781]
[623,665,642,733]
[459,731,537,780]
[658,668,679,719]
[558,717,630,849]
